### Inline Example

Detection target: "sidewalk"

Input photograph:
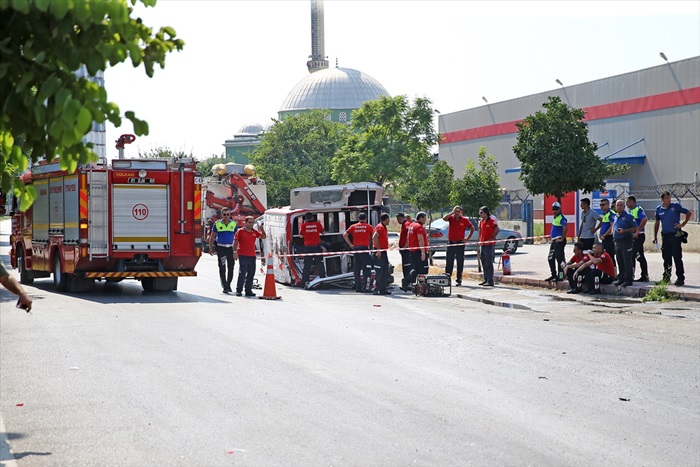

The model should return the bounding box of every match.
[389,242,700,302]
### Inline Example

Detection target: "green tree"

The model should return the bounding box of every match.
[450,146,502,217]
[138,146,192,159]
[332,95,438,195]
[248,111,349,206]
[410,160,453,223]
[512,96,626,202]
[1,0,183,208]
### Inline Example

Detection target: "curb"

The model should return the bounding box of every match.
[461,272,700,302]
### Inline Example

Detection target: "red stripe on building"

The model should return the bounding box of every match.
[440,86,700,144]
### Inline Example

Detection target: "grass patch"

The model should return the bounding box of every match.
[642,280,675,302]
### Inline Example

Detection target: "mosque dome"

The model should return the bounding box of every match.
[235,123,264,137]
[279,67,390,113]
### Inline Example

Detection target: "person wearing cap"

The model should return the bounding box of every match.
[299,212,326,288]
[344,212,373,293]
[396,213,412,290]
[209,207,237,293]
[443,205,474,286]
[546,201,568,282]
[612,199,637,287]
[577,197,601,252]
[404,212,429,290]
[654,191,692,286]
[594,198,617,271]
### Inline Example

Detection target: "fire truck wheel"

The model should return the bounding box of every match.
[53,255,72,292]
[17,247,33,285]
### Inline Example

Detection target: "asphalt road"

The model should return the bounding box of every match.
[1,252,699,466]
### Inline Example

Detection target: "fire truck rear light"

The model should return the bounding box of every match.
[80,223,88,229]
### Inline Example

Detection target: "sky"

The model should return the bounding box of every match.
[104,0,700,160]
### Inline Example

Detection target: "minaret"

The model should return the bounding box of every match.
[307,0,329,73]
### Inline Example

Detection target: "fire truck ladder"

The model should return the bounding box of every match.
[88,170,109,258]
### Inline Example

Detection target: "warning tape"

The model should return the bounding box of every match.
[277,235,553,258]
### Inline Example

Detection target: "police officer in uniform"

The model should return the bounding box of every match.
[595,198,617,271]
[626,195,649,282]
[209,208,237,293]
[613,199,637,287]
[547,202,568,281]
[654,191,693,286]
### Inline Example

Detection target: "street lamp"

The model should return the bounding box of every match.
[482,96,488,104]
[555,79,563,86]
[660,52,668,62]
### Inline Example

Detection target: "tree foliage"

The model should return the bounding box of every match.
[138,146,192,159]
[450,146,502,217]
[248,111,349,207]
[512,96,626,201]
[409,160,453,222]
[0,0,183,206]
[332,95,438,195]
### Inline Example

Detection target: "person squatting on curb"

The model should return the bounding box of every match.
[547,201,567,282]
[626,195,649,282]
[233,216,265,297]
[404,212,429,290]
[299,212,326,288]
[0,260,32,312]
[443,205,474,286]
[563,241,589,293]
[209,207,237,294]
[574,242,616,294]
[372,213,392,295]
[478,206,499,287]
[344,212,373,293]
[654,191,693,286]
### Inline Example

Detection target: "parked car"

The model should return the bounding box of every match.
[426,217,524,254]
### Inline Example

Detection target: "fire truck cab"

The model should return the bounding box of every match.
[9,157,202,292]
[264,182,389,288]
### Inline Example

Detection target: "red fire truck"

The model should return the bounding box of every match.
[9,156,202,292]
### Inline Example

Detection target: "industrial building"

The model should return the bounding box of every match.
[438,55,700,219]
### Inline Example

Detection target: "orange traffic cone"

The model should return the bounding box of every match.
[259,252,281,300]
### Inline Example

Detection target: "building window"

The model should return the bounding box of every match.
[339,112,347,122]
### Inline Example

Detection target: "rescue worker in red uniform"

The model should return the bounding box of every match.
[343,212,373,293]
[372,212,391,295]
[404,211,429,290]
[300,212,326,288]
[443,205,474,286]
[562,241,589,293]
[396,213,412,289]
[233,216,266,297]
[574,242,616,294]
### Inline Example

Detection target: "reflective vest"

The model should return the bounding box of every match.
[630,206,645,231]
[552,213,564,226]
[601,210,612,223]
[214,219,237,232]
